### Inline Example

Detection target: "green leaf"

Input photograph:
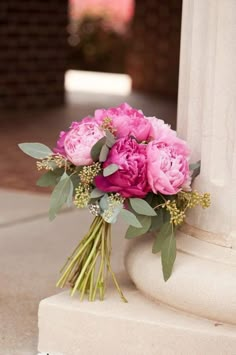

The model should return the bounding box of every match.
[105,130,116,148]
[152,222,172,254]
[189,161,201,171]
[161,229,176,281]
[36,168,64,187]
[150,209,163,231]
[99,194,109,211]
[103,203,123,224]
[90,188,105,198]
[125,215,151,239]
[103,164,119,177]
[49,173,73,220]
[18,143,53,159]
[129,198,156,216]
[99,145,109,162]
[66,181,74,207]
[90,137,106,162]
[120,209,142,228]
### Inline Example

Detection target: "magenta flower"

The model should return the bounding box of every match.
[95,137,150,198]
[147,136,191,195]
[94,103,152,141]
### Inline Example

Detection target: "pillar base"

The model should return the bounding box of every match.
[125,232,236,325]
[38,274,236,355]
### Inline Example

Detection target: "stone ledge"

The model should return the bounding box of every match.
[38,275,236,355]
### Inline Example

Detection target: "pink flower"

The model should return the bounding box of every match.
[147,136,191,195]
[146,116,176,141]
[94,103,152,141]
[63,118,105,166]
[95,137,150,198]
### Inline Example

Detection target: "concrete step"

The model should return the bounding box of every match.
[38,274,236,355]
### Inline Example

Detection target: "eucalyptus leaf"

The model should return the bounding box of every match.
[129,198,156,216]
[36,168,64,187]
[161,229,176,281]
[152,222,172,254]
[120,209,142,228]
[125,215,151,239]
[105,130,116,148]
[99,194,109,211]
[18,143,53,159]
[150,209,163,231]
[90,137,106,162]
[189,161,201,171]
[90,188,105,199]
[103,203,123,224]
[103,164,119,177]
[99,144,109,162]
[66,179,74,207]
[49,173,73,220]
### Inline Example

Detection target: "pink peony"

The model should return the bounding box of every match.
[63,118,105,166]
[94,103,152,141]
[146,116,176,141]
[95,137,150,198]
[147,136,191,195]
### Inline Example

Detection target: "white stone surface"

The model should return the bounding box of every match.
[125,234,236,325]
[177,0,236,247]
[38,276,236,355]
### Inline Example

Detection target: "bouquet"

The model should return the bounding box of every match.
[19,103,210,302]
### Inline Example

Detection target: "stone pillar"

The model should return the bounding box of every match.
[125,0,236,325]
[178,0,236,248]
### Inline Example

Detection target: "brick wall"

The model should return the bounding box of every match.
[126,0,182,98]
[0,1,68,109]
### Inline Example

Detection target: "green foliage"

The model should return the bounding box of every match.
[129,198,156,216]
[189,161,201,171]
[105,130,116,148]
[103,164,119,177]
[150,209,163,231]
[90,188,105,199]
[125,215,151,239]
[152,222,172,254]
[49,173,73,220]
[18,143,53,159]
[90,137,106,161]
[120,209,142,228]
[99,145,109,162]
[36,168,64,187]
[161,229,176,281]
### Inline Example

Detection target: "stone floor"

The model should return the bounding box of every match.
[0,188,128,355]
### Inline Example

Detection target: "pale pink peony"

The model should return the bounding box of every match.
[63,118,105,166]
[94,103,152,141]
[147,136,191,195]
[95,137,150,198]
[146,116,176,141]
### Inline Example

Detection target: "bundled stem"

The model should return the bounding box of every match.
[56,216,127,302]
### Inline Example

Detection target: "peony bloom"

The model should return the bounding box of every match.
[95,137,150,198]
[94,103,152,142]
[63,118,105,166]
[146,116,176,141]
[147,136,191,195]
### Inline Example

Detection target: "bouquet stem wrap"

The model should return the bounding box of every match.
[56,216,127,302]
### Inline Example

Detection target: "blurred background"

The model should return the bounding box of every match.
[0,0,182,192]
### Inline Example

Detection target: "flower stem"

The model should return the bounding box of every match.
[56,216,127,302]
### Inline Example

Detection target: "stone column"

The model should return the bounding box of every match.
[125,0,236,325]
